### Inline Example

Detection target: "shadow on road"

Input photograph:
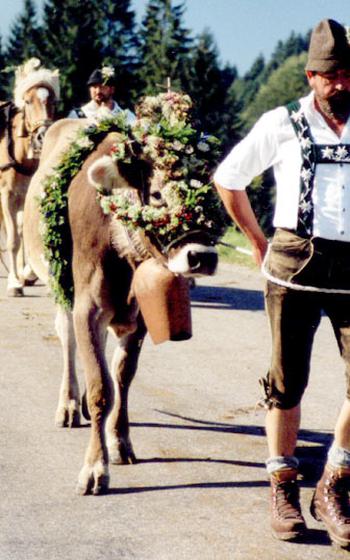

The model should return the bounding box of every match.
[130,409,332,485]
[190,285,264,311]
[109,479,269,495]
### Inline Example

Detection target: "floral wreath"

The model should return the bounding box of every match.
[40,91,226,308]
[97,91,226,250]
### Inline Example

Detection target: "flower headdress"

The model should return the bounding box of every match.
[98,91,226,249]
[14,58,60,108]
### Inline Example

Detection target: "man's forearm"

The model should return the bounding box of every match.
[215,184,268,265]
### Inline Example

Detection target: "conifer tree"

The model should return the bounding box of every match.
[137,0,192,95]
[242,52,309,129]
[184,29,239,152]
[5,0,42,91]
[40,0,139,114]
[40,0,103,114]
[94,0,140,106]
[230,54,265,116]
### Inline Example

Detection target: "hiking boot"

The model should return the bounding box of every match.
[270,467,306,540]
[310,464,350,548]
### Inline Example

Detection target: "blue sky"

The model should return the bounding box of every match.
[1,0,350,75]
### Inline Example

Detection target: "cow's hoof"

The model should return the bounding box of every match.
[7,286,24,297]
[55,406,80,428]
[76,464,109,495]
[108,441,137,465]
[24,277,38,287]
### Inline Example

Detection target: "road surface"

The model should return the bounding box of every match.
[0,261,349,559]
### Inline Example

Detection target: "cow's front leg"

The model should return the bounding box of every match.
[54,307,80,428]
[106,316,146,465]
[74,300,112,495]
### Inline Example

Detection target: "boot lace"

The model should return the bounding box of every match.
[275,480,302,519]
[328,478,350,523]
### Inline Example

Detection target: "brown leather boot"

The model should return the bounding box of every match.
[270,467,306,540]
[310,464,350,548]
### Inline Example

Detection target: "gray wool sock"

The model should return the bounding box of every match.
[265,455,299,475]
[327,442,350,468]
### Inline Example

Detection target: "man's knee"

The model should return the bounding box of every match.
[259,373,305,410]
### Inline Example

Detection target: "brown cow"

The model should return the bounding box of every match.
[23,100,221,495]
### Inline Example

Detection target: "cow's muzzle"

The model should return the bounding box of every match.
[168,243,218,276]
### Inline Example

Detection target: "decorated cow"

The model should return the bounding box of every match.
[23,91,226,494]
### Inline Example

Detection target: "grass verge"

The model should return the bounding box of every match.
[217,227,254,267]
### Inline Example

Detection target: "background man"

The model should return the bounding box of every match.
[68,66,135,123]
[214,19,350,548]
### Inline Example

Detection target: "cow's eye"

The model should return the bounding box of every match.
[150,192,162,201]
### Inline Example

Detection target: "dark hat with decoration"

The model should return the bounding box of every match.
[306,19,350,72]
[87,67,115,87]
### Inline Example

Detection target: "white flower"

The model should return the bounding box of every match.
[102,66,115,80]
[197,141,210,152]
[38,219,47,236]
[76,136,94,149]
[190,179,203,188]
[173,140,184,151]
[95,107,114,121]
[322,146,334,159]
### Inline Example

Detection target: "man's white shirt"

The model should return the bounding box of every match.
[68,99,136,125]
[214,92,350,242]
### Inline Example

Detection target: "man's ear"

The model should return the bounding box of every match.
[305,70,314,86]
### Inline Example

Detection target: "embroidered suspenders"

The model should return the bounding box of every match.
[287,100,350,236]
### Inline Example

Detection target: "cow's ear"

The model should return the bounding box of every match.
[88,155,119,192]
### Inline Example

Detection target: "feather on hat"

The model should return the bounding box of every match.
[14,58,60,108]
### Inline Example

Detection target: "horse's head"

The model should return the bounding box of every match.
[22,84,57,156]
[13,59,60,158]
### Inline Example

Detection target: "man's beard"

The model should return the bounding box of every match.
[317,91,350,122]
[94,94,111,105]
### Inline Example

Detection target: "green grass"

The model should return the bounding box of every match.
[217,226,254,267]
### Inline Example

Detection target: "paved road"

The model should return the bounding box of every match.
[0,261,349,560]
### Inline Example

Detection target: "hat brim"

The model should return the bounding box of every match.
[305,58,350,72]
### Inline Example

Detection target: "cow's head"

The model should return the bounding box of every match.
[88,91,226,277]
[88,150,221,277]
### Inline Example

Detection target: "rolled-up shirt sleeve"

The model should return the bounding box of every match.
[214,110,280,190]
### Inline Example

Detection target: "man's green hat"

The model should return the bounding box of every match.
[306,19,350,72]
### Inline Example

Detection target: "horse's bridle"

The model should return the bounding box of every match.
[0,102,53,175]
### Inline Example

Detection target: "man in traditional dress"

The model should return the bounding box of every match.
[68,66,135,123]
[214,19,350,547]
